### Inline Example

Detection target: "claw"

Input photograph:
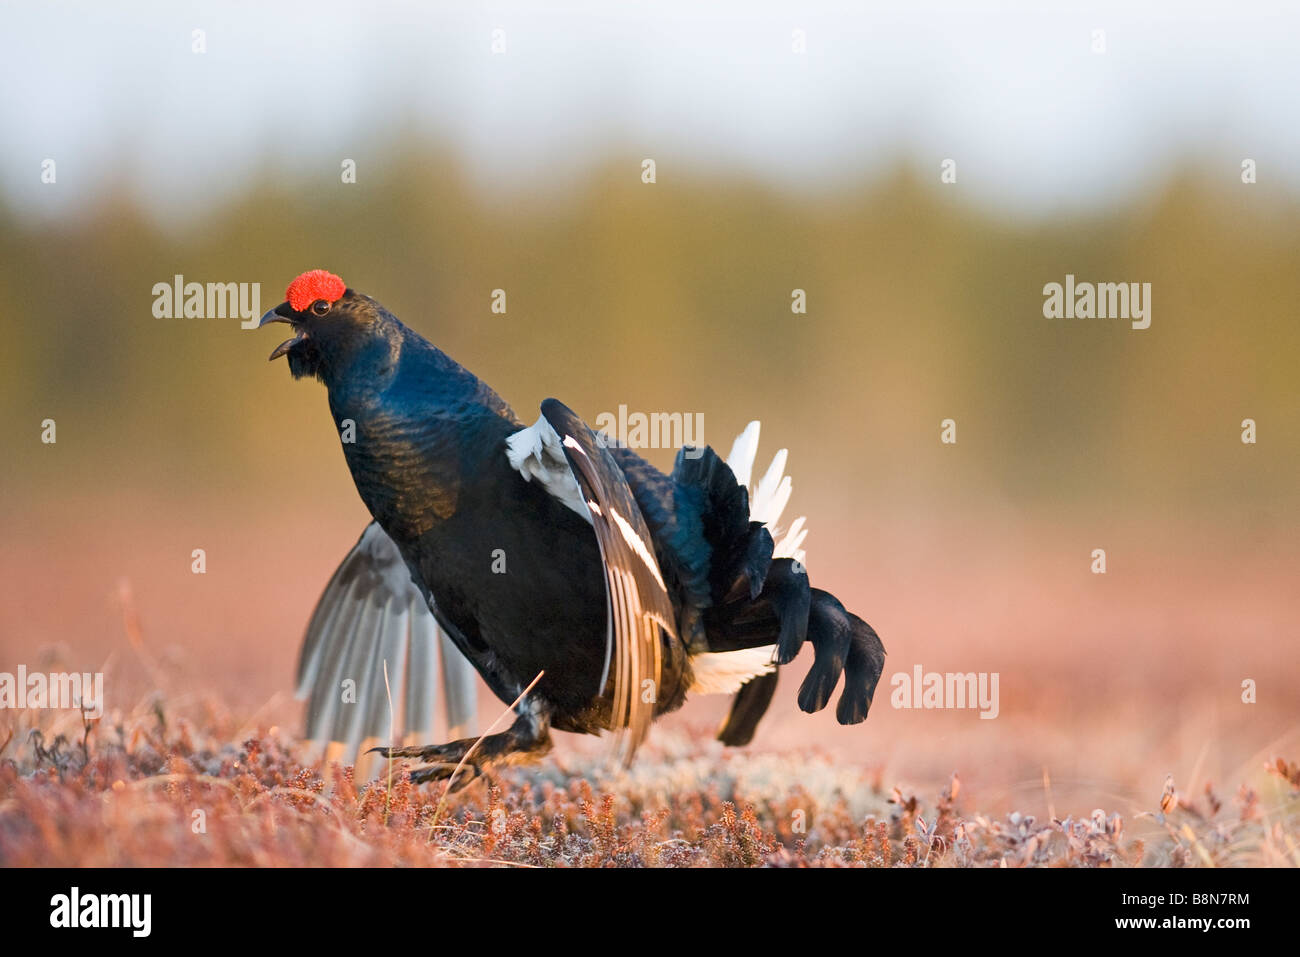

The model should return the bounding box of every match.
[408,761,484,789]
[361,713,551,791]
[368,745,431,759]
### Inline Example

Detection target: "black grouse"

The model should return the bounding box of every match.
[261,269,885,786]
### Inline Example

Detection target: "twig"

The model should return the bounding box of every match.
[382,658,395,826]
[427,670,544,843]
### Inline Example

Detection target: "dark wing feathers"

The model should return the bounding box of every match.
[540,398,678,766]
[606,445,713,610]
[295,522,479,769]
[511,402,885,754]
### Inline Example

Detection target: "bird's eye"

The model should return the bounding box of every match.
[311,299,331,316]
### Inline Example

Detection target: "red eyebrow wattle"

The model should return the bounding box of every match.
[286,270,346,311]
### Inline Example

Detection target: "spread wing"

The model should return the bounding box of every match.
[507,398,678,766]
[294,522,479,776]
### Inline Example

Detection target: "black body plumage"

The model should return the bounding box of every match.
[261,279,885,783]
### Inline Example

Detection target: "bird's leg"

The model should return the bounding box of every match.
[370,701,551,789]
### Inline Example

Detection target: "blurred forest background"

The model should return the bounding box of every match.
[2,1,1298,818]
[4,156,1297,814]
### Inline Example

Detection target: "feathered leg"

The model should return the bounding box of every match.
[370,701,551,789]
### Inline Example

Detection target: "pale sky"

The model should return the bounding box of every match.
[2,0,1297,221]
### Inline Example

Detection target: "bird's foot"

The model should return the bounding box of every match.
[368,741,482,790]
[408,760,486,789]
[370,741,473,763]
[368,711,552,791]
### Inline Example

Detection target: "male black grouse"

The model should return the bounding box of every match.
[261,269,885,786]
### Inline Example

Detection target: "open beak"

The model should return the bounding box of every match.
[259,303,306,361]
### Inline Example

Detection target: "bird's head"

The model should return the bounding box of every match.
[259,270,398,383]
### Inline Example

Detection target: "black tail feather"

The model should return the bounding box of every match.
[836,611,886,724]
[797,588,853,713]
[738,523,774,601]
[703,556,809,655]
[706,580,885,732]
[765,558,811,663]
[672,443,884,740]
